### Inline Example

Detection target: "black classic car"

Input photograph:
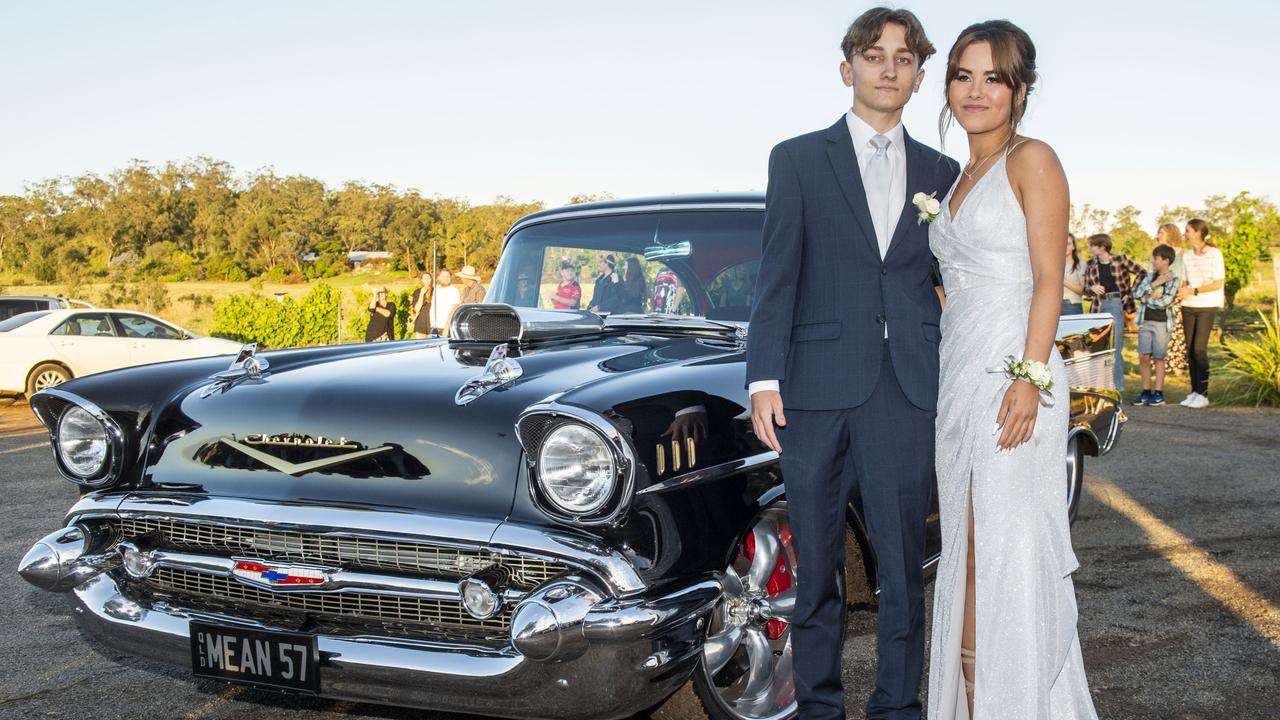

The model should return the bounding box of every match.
[18,195,1124,720]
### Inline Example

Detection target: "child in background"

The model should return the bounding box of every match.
[1131,244,1181,406]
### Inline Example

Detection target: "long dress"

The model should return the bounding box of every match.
[927,150,1098,720]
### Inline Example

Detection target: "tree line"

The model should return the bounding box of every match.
[0,157,544,285]
[1,156,1274,306]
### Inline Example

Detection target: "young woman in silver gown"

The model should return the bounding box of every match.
[927,20,1099,720]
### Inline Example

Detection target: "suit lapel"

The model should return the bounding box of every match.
[885,129,929,259]
[824,116,880,257]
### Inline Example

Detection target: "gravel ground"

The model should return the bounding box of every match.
[1,401,1277,720]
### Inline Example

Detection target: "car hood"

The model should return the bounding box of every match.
[144,336,738,520]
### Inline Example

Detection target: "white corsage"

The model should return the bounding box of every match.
[913,191,942,224]
[988,355,1055,407]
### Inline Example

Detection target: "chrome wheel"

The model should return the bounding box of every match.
[696,505,798,720]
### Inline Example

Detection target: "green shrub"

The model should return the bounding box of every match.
[1219,309,1280,406]
[139,279,170,313]
[211,283,342,349]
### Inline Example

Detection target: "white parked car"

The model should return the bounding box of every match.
[0,309,241,397]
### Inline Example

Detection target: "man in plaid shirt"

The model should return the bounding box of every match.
[1084,233,1145,392]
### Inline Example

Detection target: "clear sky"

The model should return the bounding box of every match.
[2,1,1277,227]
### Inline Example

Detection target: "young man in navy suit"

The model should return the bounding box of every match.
[746,8,960,720]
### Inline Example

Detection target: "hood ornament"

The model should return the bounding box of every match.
[201,343,270,399]
[455,344,523,406]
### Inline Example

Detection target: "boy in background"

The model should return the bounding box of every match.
[1132,244,1181,406]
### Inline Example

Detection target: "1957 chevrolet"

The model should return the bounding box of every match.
[18,195,1124,720]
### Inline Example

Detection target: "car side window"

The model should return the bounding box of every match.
[115,314,180,339]
[51,314,116,337]
[0,299,42,321]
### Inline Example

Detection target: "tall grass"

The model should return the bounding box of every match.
[1218,308,1280,406]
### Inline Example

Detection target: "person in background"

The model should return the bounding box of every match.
[550,259,581,309]
[589,254,620,314]
[514,271,539,308]
[457,265,486,305]
[1084,233,1145,393]
[1156,223,1188,376]
[1062,232,1085,315]
[364,286,396,341]
[616,257,647,313]
[1175,218,1225,408]
[1132,244,1180,406]
[408,271,433,339]
[650,265,684,314]
[428,268,461,336]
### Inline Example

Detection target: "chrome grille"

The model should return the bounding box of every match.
[1064,353,1114,391]
[143,568,511,638]
[104,518,565,589]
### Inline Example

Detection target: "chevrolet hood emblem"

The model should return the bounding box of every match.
[218,437,394,477]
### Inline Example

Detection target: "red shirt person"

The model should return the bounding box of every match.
[550,259,581,310]
[650,266,683,314]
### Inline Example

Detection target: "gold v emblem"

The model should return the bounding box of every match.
[218,437,394,477]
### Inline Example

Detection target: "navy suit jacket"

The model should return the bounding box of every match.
[746,116,961,412]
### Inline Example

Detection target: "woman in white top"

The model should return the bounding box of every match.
[1062,233,1085,314]
[428,268,462,337]
[1174,218,1225,408]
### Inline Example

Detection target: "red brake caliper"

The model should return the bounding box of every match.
[743,523,794,640]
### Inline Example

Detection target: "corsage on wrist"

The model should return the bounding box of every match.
[988,355,1055,407]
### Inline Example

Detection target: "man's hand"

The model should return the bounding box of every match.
[661,411,708,446]
[1089,284,1106,296]
[1176,285,1192,301]
[750,390,785,454]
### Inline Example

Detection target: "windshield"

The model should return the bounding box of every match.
[0,310,51,331]
[487,210,763,321]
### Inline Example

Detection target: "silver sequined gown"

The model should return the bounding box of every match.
[927,152,1098,720]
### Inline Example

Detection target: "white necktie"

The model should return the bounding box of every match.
[864,134,893,258]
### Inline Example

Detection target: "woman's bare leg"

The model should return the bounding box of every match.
[961,493,976,716]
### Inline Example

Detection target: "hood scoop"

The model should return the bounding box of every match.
[451,304,604,344]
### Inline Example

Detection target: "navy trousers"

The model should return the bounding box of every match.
[777,343,934,720]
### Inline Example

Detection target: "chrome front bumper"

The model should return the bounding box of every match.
[66,571,715,719]
[19,496,722,720]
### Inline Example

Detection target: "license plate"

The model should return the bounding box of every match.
[190,622,319,693]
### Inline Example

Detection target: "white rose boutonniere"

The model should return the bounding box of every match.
[914,191,942,225]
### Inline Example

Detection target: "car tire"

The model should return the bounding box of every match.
[1066,435,1084,524]
[26,363,70,397]
[691,502,845,720]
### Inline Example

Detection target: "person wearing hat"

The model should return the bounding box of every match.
[589,254,620,314]
[458,265,487,306]
[364,286,396,342]
[427,268,461,337]
[514,271,539,308]
[550,259,581,310]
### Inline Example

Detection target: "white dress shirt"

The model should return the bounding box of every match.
[749,111,905,397]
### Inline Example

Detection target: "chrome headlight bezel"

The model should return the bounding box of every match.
[516,403,636,526]
[31,388,126,488]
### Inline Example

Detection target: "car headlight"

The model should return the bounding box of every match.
[57,406,110,479]
[537,423,617,515]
